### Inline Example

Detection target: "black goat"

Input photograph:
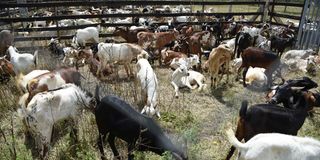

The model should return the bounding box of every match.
[270,35,295,57]
[94,87,187,160]
[268,77,318,109]
[48,38,65,58]
[226,89,313,160]
[234,32,253,58]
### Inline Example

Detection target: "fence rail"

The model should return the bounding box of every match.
[0,1,266,8]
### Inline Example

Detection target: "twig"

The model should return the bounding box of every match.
[10,115,17,160]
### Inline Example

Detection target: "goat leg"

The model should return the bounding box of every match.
[107,134,121,159]
[171,81,179,98]
[242,67,248,87]
[97,134,107,160]
[127,143,135,160]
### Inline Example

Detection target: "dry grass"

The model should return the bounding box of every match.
[0,46,319,160]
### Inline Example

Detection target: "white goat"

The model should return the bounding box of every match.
[226,128,320,160]
[16,69,50,93]
[223,38,236,51]
[17,84,94,158]
[72,27,99,47]
[97,42,147,79]
[245,67,268,88]
[59,19,75,27]
[136,54,160,118]
[169,54,200,70]
[241,26,261,38]
[282,49,315,60]
[255,35,270,50]
[171,64,194,98]
[284,55,316,73]
[184,70,206,91]
[231,58,242,73]
[7,46,38,75]
[75,19,95,25]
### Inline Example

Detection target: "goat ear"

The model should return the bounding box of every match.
[94,85,100,105]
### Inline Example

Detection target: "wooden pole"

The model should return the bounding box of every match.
[263,0,270,23]
[269,0,275,24]
[228,0,233,13]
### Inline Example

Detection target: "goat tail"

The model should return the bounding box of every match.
[17,94,30,120]
[239,100,248,118]
[33,50,39,68]
[226,128,246,150]
[15,73,25,92]
[18,93,29,108]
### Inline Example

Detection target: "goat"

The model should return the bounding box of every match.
[203,45,232,88]
[270,35,295,57]
[17,84,95,159]
[7,46,38,75]
[169,54,200,70]
[268,77,318,109]
[96,42,147,79]
[136,54,160,118]
[171,64,193,98]
[16,69,50,93]
[238,47,283,87]
[113,27,149,43]
[24,67,82,107]
[244,67,268,88]
[234,32,253,58]
[226,129,320,160]
[94,87,187,160]
[226,88,315,160]
[282,49,316,60]
[72,26,99,48]
[0,55,15,82]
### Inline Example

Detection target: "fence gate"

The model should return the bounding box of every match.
[296,0,320,52]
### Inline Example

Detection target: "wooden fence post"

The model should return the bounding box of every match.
[269,0,275,24]
[17,0,28,28]
[263,0,270,23]
[228,0,233,13]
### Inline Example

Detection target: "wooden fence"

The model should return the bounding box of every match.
[0,0,305,44]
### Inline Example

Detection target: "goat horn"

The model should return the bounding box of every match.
[291,86,305,91]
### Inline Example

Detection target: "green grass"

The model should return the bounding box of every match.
[1,47,319,160]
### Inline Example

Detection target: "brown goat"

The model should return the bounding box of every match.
[25,67,82,106]
[238,47,283,87]
[0,55,15,82]
[188,31,211,62]
[161,49,187,66]
[114,27,149,43]
[137,30,179,65]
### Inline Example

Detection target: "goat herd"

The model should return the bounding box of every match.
[0,5,320,160]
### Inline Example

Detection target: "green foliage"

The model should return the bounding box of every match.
[161,151,175,160]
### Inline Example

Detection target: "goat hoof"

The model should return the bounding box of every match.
[101,156,107,160]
